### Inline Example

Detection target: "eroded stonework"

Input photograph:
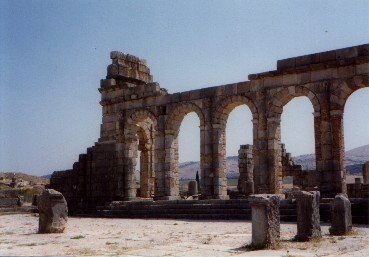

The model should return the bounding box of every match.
[50,44,369,213]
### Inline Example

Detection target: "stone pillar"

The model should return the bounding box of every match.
[294,191,321,241]
[154,118,166,199]
[212,124,228,199]
[253,115,269,194]
[363,161,369,184]
[330,110,346,195]
[188,181,198,196]
[238,145,254,195]
[200,121,214,198]
[122,136,138,201]
[318,109,346,197]
[249,195,280,249]
[139,147,150,198]
[164,130,180,200]
[38,189,68,233]
[329,195,352,235]
[266,117,282,194]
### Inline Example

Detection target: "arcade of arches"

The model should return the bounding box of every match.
[50,44,369,211]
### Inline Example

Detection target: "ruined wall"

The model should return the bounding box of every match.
[50,44,369,210]
[281,144,320,191]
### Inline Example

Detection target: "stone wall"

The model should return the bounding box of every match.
[281,144,320,191]
[50,44,369,210]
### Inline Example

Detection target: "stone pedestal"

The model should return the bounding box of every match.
[38,189,68,233]
[249,194,280,249]
[188,181,198,196]
[363,161,369,184]
[329,195,352,235]
[293,191,321,241]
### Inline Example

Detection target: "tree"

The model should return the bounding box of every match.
[195,170,200,187]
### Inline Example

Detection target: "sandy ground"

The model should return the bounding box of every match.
[0,213,368,257]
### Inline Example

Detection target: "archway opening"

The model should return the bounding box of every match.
[280,96,316,191]
[343,87,369,185]
[123,111,156,201]
[132,124,155,199]
[178,112,200,197]
[225,105,253,196]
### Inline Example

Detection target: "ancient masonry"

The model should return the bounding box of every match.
[50,44,369,212]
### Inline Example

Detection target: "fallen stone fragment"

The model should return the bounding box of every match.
[38,189,68,233]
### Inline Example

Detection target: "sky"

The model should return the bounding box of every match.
[0,0,368,176]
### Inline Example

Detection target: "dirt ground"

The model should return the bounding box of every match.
[0,213,368,257]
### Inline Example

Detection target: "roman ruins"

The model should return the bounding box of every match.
[50,44,369,212]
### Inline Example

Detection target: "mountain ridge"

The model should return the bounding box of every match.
[179,144,369,179]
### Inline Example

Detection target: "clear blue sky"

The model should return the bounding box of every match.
[1,0,368,176]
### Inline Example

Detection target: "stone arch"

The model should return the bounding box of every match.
[266,86,320,194]
[211,95,258,198]
[164,102,204,199]
[330,76,369,111]
[125,109,157,128]
[268,85,320,119]
[121,109,157,200]
[213,95,259,126]
[165,102,205,133]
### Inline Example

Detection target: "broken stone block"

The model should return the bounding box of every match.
[38,189,68,233]
[293,191,321,241]
[329,195,352,235]
[249,194,280,249]
[188,181,198,196]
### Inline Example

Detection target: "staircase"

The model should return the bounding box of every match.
[82,198,368,224]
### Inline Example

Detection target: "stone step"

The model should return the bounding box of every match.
[85,198,368,224]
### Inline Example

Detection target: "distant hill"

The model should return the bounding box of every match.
[179,144,369,179]
[40,174,52,179]
[293,144,369,174]
[0,172,49,190]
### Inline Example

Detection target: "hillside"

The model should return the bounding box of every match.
[0,172,49,186]
[179,144,369,179]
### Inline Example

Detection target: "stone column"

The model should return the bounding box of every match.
[123,138,138,201]
[163,130,180,200]
[294,191,321,241]
[330,110,346,195]
[200,122,214,198]
[212,124,228,199]
[329,195,352,235]
[318,108,346,197]
[266,117,282,194]
[253,115,269,194]
[249,194,280,249]
[238,145,254,195]
[154,117,166,199]
[200,100,214,198]
[139,146,149,198]
[363,161,369,184]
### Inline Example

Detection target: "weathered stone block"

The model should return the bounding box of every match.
[249,194,280,249]
[38,189,68,233]
[188,181,198,196]
[329,195,352,235]
[293,191,321,241]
